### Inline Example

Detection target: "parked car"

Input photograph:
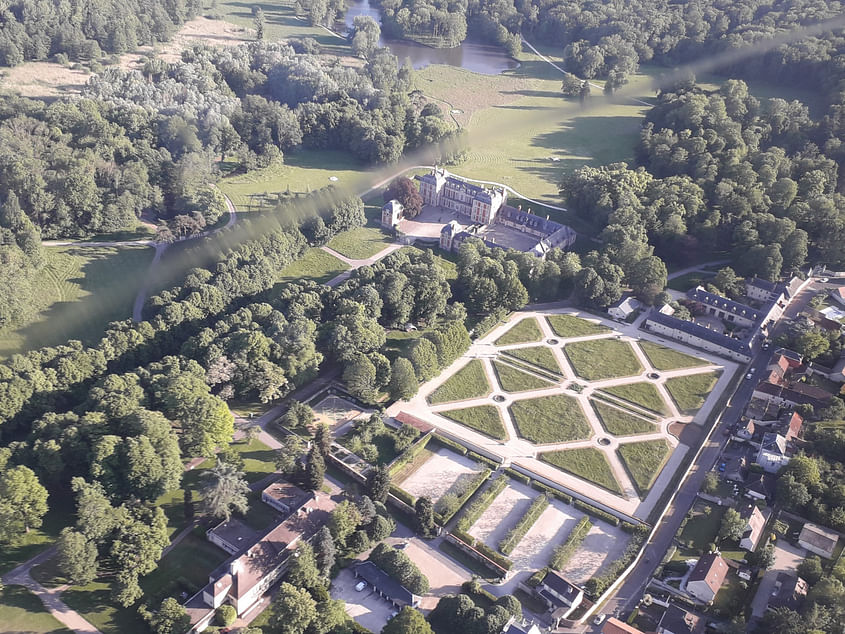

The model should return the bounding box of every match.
[718,462,726,472]
[355,581,367,592]
[593,614,606,625]
[820,277,830,283]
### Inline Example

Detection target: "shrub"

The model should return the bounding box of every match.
[550,516,592,570]
[215,605,236,626]
[527,567,549,587]
[387,433,432,476]
[473,540,513,570]
[369,542,430,594]
[505,468,530,485]
[436,469,491,524]
[474,308,508,340]
[499,494,549,555]
[468,451,499,469]
[455,475,508,531]
[573,499,620,526]
[389,484,416,507]
[432,434,468,455]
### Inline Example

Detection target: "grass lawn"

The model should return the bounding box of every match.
[493,360,555,392]
[276,247,348,285]
[665,372,721,413]
[495,317,544,345]
[591,399,656,436]
[382,329,427,361]
[639,341,708,371]
[504,346,562,375]
[667,271,714,292]
[540,448,622,494]
[440,405,507,440]
[546,314,611,338]
[676,500,724,554]
[0,493,74,576]
[0,585,73,633]
[564,339,643,380]
[0,245,154,358]
[509,394,591,444]
[617,439,672,495]
[62,579,147,634]
[428,359,492,404]
[325,226,393,260]
[601,382,670,416]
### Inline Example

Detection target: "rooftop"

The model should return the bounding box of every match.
[354,561,417,605]
[687,287,762,321]
[658,604,704,633]
[540,570,582,603]
[208,518,260,550]
[768,573,808,612]
[645,310,754,354]
[688,553,729,593]
[799,523,839,553]
[261,479,308,511]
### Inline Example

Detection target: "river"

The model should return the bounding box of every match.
[343,0,519,75]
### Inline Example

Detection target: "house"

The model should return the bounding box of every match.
[381,200,404,228]
[503,620,542,634]
[658,303,676,316]
[602,617,644,634]
[829,286,845,307]
[767,573,808,612]
[752,381,833,412]
[609,296,641,320]
[535,570,583,623]
[744,473,777,501]
[687,286,762,328]
[353,561,420,608]
[735,419,755,441]
[746,277,783,303]
[657,604,704,634]
[206,518,259,555]
[643,310,754,363]
[799,523,839,559]
[686,553,729,603]
[757,433,790,473]
[737,502,768,551]
[723,455,747,483]
[261,480,308,515]
[779,411,804,441]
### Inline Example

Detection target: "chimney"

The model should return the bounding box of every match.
[546,214,550,220]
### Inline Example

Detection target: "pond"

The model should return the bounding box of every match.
[343,0,519,75]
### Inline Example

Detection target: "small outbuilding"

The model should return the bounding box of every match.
[353,561,420,608]
[608,296,641,321]
[799,523,839,559]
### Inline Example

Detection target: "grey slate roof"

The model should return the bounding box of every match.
[687,287,762,321]
[354,561,416,606]
[498,204,564,235]
[645,310,753,355]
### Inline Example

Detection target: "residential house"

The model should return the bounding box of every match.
[206,518,259,555]
[602,618,644,634]
[829,286,845,307]
[735,419,755,441]
[746,277,782,303]
[744,473,777,502]
[752,381,833,412]
[799,523,839,559]
[352,561,420,608]
[767,573,808,612]
[723,455,747,483]
[779,411,804,441]
[503,620,543,634]
[535,570,584,624]
[686,553,729,603]
[687,286,763,328]
[737,502,768,551]
[658,303,676,316]
[609,297,641,321]
[757,433,790,473]
[657,604,704,634]
[261,480,308,515]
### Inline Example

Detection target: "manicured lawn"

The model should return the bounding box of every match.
[440,405,507,440]
[665,372,721,413]
[540,448,622,494]
[493,360,555,392]
[509,395,591,444]
[428,359,491,404]
[639,341,708,371]
[617,439,672,495]
[276,247,348,285]
[0,494,74,576]
[676,500,724,554]
[504,346,562,375]
[564,339,643,380]
[591,399,657,436]
[546,314,611,338]
[62,579,147,634]
[601,383,670,416]
[140,533,228,602]
[0,585,73,633]
[667,271,713,292]
[0,245,154,358]
[325,226,393,260]
[495,317,543,345]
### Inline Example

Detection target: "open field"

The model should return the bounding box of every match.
[540,448,622,494]
[504,346,562,375]
[428,359,491,404]
[592,399,656,436]
[325,226,393,260]
[493,360,555,392]
[547,314,611,338]
[617,439,672,495]
[276,247,348,285]
[399,448,481,502]
[665,372,721,413]
[495,317,543,345]
[439,405,507,440]
[0,245,154,358]
[509,395,591,444]
[0,585,73,634]
[564,339,643,380]
[639,341,708,371]
[601,382,670,416]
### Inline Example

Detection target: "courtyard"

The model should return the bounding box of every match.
[387,309,738,519]
[399,447,485,503]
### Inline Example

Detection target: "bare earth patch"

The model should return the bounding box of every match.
[1,62,90,97]
[508,500,580,571]
[399,448,481,502]
[468,480,533,549]
[560,522,630,584]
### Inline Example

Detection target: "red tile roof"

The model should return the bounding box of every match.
[688,553,729,595]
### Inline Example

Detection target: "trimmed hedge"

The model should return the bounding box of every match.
[499,494,550,555]
[389,484,416,507]
[436,468,491,524]
[456,475,508,532]
[474,308,508,340]
[573,499,620,526]
[451,528,513,571]
[527,567,549,587]
[550,516,592,570]
[468,450,500,469]
[505,467,530,485]
[530,480,574,505]
[432,433,468,456]
[584,533,646,598]
[387,433,432,477]
[369,542,430,594]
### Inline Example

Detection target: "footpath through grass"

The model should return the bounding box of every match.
[509,394,591,444]
[504,346,562,375]
[591,399,656,436]
[495,317,543,345]
[564,338,643,380]
[639,341,708,371]
[493,360,554,392]
[276,247,348,285]
[440,405,507,440]
[665,372,721,413]
[0,585,73,634]
[428,359,491,404]
[601,382,670,416]
[540,448,622,494]
[325,226,393,260]
[617,439,672,495]
[547,314,611,338]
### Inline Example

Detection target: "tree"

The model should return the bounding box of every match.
[776,474,810,509]
[389,357,419,400]
[415,496,436,537]
[216,604,236,627]
[57,528,98,585]
[253,6,266,40]
[784,454,821,487]
[367,465,391,504]
[351,16,380,58]
[712,267,745,298]
[200,460,250,521]
[798,556,824,585]
[287,543,322,591]
[702,472,719,495]
[386,177,423,219]
[409,338,439,381]
[282,401,314,431]
[794,331,830,360]
[244,424,261,443]
[313,424,332,458]
[343,352,379,402]
[369,514,395,541]
[719,508,746,542]
[629,255,667,304]
[0,465,48,542]
[561,75,582,97]
[276,434,305,476]
[269,582,317,634]
[313,526,336,576]
[145,598,190,634]
[329,500,362,547]
[382,607,434,634]
[304,444,325,492]
[748,543,775,570]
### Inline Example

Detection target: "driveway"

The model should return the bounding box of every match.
[750,540,807,617]
[332,567,398,632]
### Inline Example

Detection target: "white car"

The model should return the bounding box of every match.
[593,614,606,625]
[820,277,830,283]
[355,581,367,592]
